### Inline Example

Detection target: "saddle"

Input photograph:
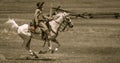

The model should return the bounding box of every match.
[29,21,51,40]
[29,26,46,40]
[29,26,42,34]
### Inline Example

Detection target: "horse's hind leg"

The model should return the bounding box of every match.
[21,35,38,58]
[39,40,47,54]
[42,33,48,47]
[43,40,46,47]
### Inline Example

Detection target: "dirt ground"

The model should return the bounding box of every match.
[0,18,120,63]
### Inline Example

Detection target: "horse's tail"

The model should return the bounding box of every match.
[7,18,19,28]
[3,18,19,33]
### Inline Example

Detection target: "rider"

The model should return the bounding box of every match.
[30,2,51,39]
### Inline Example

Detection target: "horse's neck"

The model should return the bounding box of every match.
[55,14,64,23]
[49,15,64,33]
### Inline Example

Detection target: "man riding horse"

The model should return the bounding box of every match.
[5,6,73,58]
[28,2,73,54]
[30,2,52,40]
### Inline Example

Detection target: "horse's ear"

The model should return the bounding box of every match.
[66,13,70,16]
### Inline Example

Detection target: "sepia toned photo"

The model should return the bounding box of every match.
[0,0,120,63]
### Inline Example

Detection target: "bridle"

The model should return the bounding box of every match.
[59,16,73,32]
[49,12,73,34]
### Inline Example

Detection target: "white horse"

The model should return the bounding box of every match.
[5,12,73,58]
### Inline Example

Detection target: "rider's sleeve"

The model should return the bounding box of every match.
[43,14,52,20]
[34,9,41,24]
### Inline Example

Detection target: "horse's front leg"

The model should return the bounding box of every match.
[47,39,60,53]
[52,39,60,53]
[39,40,48,54]
[39,39,53,54]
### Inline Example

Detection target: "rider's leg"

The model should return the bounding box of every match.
[29,20,36,33]
[39,22,50,38]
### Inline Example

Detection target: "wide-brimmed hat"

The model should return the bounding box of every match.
[36,2,44,8]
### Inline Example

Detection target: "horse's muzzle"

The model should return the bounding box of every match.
[70,25,73,28]
[69,23,73,28]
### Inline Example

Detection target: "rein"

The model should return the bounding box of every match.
[54,20,61,24]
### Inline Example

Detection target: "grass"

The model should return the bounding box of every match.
[1,18,120,63]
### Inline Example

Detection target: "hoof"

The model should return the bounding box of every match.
[34,55,39,58]
[19,55,38,60]
[31,54,39,59]
[39,50,47,54]
[51,50,55,54]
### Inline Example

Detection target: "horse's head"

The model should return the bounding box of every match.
[57,12,73,32]
[60,12,73,28]
[64,16,73,28]
[62,12,70,17]
[51,12,73,32]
